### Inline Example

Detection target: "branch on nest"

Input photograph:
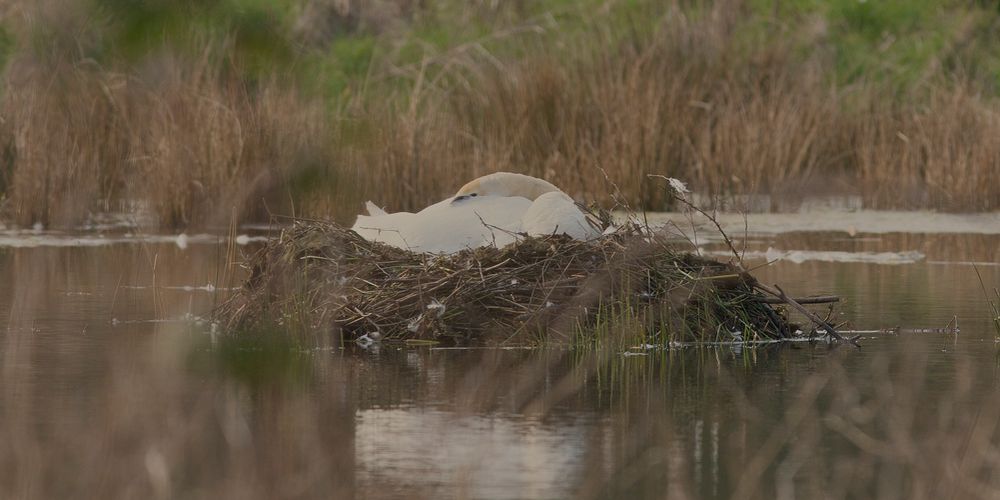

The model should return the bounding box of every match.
[754,283,860,347]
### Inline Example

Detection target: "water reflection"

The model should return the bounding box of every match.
[0,224,997,498]
[355,408,590,499]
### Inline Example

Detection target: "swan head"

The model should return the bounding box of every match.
[452,172,562,204]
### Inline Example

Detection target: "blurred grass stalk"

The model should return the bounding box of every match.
[0,0,998,229]
[973,264,1000,336]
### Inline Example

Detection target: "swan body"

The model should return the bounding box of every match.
[351,172,599,253]
[521,191,598,240]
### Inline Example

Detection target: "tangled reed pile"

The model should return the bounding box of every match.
[219,220,815,345]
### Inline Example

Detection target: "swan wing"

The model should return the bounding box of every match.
[351,211,418,250]
[352,196,533,253]
[408,196,531,252]
[364,201,388,216]
[522,192,601,241]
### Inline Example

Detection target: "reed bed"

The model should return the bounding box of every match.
[218,219,814,345]
[342,1,1000,214]
[0,50,337,227]
[1,0,998,229]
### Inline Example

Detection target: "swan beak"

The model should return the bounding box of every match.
[451,195,468,204]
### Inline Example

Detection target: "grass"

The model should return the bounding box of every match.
[0,43,339,226]
[992,288,1000,337]
[973,264,1000,337]
[190,327,314,390]
[0,0,999,229]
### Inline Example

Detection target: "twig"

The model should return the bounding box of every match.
[755,283,859,346]
[973,264,1000,336]
[649,175,744,268]
[758,295,840,305]
[647,176,853,345]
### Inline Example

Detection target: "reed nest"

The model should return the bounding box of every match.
[218,221,812,342]
[218,220,814,345]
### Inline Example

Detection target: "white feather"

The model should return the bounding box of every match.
[364,201,387,216]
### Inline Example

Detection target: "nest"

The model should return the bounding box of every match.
[218,220,805,345]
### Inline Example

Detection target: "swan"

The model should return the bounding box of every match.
[351,172,600,253]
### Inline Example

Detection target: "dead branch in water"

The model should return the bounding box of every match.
[648,176,857,346]
[758,295,840,305]
[754,283,859,346]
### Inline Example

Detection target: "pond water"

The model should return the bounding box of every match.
[0,212,998,499]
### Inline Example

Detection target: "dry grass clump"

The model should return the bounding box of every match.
[338,2,843,212]
[0,3,333,227]
[0,43,338,227]
[3,0,999,229]
[219,220,798,345]
[0,59,129,226]
[124,54,337,227]
[853,85,1000,211]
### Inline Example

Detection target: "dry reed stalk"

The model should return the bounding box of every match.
[123,50,336,227]
[854,85,1000,211]
[0,45,337,227]
[2,0,999,229]
[325,0,998,216]
[0,59,131,225]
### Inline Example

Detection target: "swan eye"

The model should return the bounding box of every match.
[470,193,478,197]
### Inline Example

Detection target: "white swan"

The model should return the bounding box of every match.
[351,172,600,253]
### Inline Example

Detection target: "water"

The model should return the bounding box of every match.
[0,213,998,499]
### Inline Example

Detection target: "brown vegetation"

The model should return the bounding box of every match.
[0,0,998,229]
[344,2,1000,214]
[0,50,335,227]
